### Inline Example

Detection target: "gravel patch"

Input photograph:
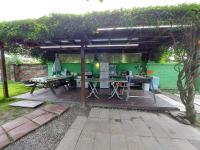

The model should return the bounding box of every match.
[4,104,90,150]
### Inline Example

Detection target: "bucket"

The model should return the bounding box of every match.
[143,83,150,91]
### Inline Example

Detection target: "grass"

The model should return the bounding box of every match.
[0,80,32,109]
[0,81,31,102]
[0,81,33,124]
[0,98,32,125]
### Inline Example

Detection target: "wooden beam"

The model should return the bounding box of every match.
[80,41,85,106]
[0,44,9,97]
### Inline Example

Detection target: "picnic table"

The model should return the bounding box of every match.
[86,78,128,99]
[86,76,156,102]
[129,75,152,84]
[29,75,72,94]
[126,76,156,102]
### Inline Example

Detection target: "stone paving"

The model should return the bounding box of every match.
[56,108,200,150]
[0,104,69,149]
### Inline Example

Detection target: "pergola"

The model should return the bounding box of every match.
[0,25,190,106]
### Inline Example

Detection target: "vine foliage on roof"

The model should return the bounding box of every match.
[0,3,200,44]
[0,3,200,62]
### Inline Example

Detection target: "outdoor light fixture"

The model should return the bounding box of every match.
[40,44,139,49]
[87,44,139,48]
[97,25,191,32]
[40,45,81,49]
[95,62,100,69]
[91,38,139,42]
[44,41,52,44]
[60,40,70,43]
[197,39,200,47]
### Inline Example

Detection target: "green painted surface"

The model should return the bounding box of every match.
[48,62,93,76]
[48,62,141,75]
[147,63,178,89]
[47,62,200,90]
[113,63,140,74]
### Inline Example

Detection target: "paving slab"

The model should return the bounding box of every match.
[56,129,82,150]
[41,104,69,115]
[0,126,5,135]
[2,117,30,132]
[144,119,169,138]
[126,136,145,150]
[156,138,179,150]
[82,118,99,135]
[9,100,44,108]
[160,113,200,140]
[121,120,139,137]
[8,121,38,141]
[173,139,199,150]
[157,94,185,111]
[132,118,153,137]
[0,103,70,148]
[0,134,11,149]
[109,109,121,120]
[70,116,87,130]
[188,140,200,150]
[93,133,110,150]
[32,112,56,125]
[24,109,47,120]
[56,108,200,150]
[110,119,123,135]
[99,108,109,119]
[74,131,95,150]
[89,107,101,118]
[95,119,110,134]
[111,134,128,150]
[141,137,163,150]
[120,110,131,120]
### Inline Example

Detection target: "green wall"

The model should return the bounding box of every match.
[113,63,140,74]
[48,62,200,91]
[48,62,142,76]
[48,62,93,76]
[48,62,181,89]
[147,63,178,89]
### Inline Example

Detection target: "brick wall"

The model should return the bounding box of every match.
[10,64,48,81]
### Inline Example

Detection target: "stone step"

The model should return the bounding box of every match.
[0,104,70,149]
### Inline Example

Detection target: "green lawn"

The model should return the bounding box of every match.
[0,81,33,124]
[0,81,31,102]
[0,81,31,113]
[0,80,32,106]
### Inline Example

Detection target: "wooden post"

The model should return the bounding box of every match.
[80,41,85,106]
[0,43,9,97]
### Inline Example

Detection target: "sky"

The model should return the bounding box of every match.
[0,0,200,22]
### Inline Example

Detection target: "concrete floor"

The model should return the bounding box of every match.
[56,108,200,150]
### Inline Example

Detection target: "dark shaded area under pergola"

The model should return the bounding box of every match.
[0,25,191,105]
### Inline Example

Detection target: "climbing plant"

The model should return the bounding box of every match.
[0,3,200,123]
[0,4,200,44]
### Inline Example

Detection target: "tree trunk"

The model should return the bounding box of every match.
[177,71,197,124]
[185,100,196,124]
